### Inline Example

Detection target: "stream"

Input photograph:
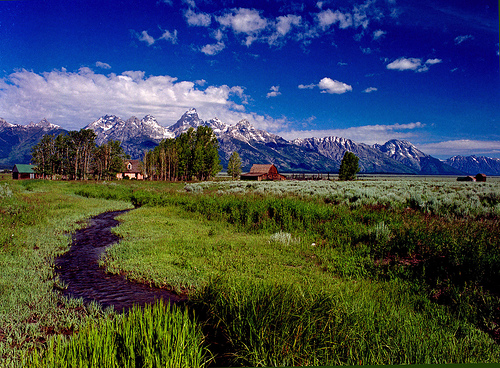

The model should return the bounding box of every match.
[55,210,185,312]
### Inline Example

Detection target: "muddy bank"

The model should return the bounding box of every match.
[55,210,184,312]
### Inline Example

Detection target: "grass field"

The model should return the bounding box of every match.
[1,176,500,366]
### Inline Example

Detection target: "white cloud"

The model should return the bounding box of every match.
[185,8,211,27]
[318,77,352,94]
[279,122,426,144]
[317,9,353,30]
[0,68,262,130]
[218,8,268,35]
[159,29,178,44]
[373,29,386,40]
[201,41,225,55]
[266,85,281,98]
[387,57,441,72]
[137,30,155,46]
[386,57,421,71]
[425,58,442,65]
[275,15,301,36]
[298,83,316,89]
[363,87,377,93]
[454,34,474,45]
[95,61,111,69]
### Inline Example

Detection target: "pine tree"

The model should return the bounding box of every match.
[338,151,359,181]
[227,151,242,180]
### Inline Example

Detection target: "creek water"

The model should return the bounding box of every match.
[55,210,184,312]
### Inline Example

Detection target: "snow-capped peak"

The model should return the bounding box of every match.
[27,118,61,130]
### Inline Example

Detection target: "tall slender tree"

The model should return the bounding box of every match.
[227,151,242,180]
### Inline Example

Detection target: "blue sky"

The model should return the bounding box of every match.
[0,0,498,158]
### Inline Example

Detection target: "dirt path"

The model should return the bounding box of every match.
[55,210,185,312]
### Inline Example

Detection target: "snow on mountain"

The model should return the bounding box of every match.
[26,118,62,131]
[167,108,205,136]
[0,118,15,129]
[372,139,464,175]
[292,136,418,173]
[86,114,173,145]
[445,155,500,175]
[221,120,287,145]
[0,118,66,167]
[373,139,428,171]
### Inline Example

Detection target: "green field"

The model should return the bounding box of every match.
[1,176,500,366]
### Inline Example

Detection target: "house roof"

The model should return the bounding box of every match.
[124,160,142,173]
[13,164,37,173]
[248,164,275,174]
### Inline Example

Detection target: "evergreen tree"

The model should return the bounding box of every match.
[227,151,242,179]
[338,151,359,181]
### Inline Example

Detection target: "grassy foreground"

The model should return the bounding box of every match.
[2,177,500,366]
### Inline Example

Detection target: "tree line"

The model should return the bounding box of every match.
[31,129,128,180]
[31,126,222,181]
[142,126,221,181]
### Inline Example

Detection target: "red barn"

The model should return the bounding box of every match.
[241,164,286,181]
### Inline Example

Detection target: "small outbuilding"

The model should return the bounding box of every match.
[12,164,39,180]
[117,160,144,180]
[241,164,286,181]
[475,173,487,182]
[457,176,476,182]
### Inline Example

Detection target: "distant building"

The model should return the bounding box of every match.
[475,173,487,182]
[457,176,476,182]
[12,164,40,180]
[241,164,286,181]
[116,160,144,180]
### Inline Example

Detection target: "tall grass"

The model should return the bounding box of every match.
[27,300,207,368]
[0,179,133,367]
[195,277,500,366]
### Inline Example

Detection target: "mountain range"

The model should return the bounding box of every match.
[1,109,499,175]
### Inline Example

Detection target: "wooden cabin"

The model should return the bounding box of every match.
[457,176,476,182]
[475,173,487,182]
[12,164,39,180]
[241,164,286,181]
[116,160,144,180]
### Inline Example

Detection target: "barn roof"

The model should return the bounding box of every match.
[248,164,275,174]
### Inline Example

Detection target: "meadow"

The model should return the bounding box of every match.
[1,175,500,366]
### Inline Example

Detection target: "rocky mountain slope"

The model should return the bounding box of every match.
[1,109,496,175]
[445,155,500,176]
[373,139,464,175]
[0,118,66,168]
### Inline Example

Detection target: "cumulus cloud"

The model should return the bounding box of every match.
[266,85,281,98]
[201,41,225,55]
[387,57,441,72]
[275,14,301,36]
[217,8,268,46]
[95,61,111,69]
[318,77,352,94]
[279,122,426,144]
[363,87,377,93]
[0,68,263,130]
[185,8,211,27]
[159,29,178,44]
[454,34,474,45]
[372,29,386,40]
[317,9,353,30]
[137,30,155,46]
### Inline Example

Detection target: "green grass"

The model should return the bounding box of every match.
[27,300,207,368]
[2,178,500,367]
[0,179,133,367]
[97,184,500,366]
